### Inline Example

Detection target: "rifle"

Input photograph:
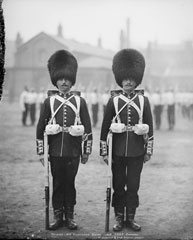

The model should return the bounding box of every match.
[44,130,50,230]
[105,131,113,232]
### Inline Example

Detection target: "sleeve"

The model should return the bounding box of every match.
[80,97,93,154]
[36,98,51,155]
[143,96,154,155]
[100,97,116,156]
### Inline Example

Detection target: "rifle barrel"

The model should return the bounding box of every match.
[105,132,113,232]
[44,132,49,230]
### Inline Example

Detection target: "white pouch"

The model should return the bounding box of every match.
[110,123,126,133]
[69,125,85,136]
[134,124,149,135]
[45,124,61,135]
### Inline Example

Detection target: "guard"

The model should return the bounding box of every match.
[100,49,154,232]
[36,50,93,230]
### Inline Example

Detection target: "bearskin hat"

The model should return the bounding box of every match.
[112,48,145,87]
[47,49,78,87]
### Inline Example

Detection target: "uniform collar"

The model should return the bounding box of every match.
[122,90,136,98]
[57,91,73,98]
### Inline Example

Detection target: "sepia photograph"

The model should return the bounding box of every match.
[0,0,193,239]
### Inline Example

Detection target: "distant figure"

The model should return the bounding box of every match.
[28,88,37,126]
[102,88,109,115]
[164,88,176,130]
[90,88,99,127]
[151,89,163,130]
[144,86,151,101]
[37,87,47,111]
[19,86,30,126]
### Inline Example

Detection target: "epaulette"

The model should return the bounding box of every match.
[135,89,144,95]
[71,91,81,96]
[47,90,59,97]
[110,90,122,97]
[110,89,144,97]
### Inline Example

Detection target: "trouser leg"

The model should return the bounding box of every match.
[50,157,79,230]
[22,103,28,125]
[30,103,36,125]
[112,156,126,208]
[112,156,126,231]
[125,155,143,231]
[50,157,80,209]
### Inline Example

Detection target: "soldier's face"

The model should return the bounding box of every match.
[122,79,137,93]
[56,79,72,93]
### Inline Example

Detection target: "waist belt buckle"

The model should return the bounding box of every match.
[62,126,69,132]
[127,126,134,131]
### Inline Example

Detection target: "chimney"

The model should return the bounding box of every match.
[126,18,130,48]
[97,37,102,48]
[119,29,125,49]
[15,32,23,49]
[57,23,63,38]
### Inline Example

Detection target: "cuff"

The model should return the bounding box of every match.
[100,140,108,156]
[145,140,153,155]
[84,140,92,154]
[36,139,44,155]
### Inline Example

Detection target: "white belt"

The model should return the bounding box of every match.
[45,124,84,136]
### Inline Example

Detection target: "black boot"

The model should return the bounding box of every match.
[49,208,64,230]
[113,207,124,232]
[126,208,141,231]
[66,206,78,230]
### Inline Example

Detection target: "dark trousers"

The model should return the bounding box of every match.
[167,105,175,130]
[92,103,99,127]
[22,103,29,125]
[153,105,162,130]
[112,155,144,209]
[50,156,80,210]
[30,103,36,125]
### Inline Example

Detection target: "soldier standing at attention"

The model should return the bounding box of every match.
[100,49,154,232]
[36,50,93,230]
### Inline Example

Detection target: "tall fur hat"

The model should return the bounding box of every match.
[112,48,145,87]
[47,49,78,87]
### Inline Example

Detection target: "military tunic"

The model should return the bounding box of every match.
[36,91,92,157]
[100,90,153,157]
[100,90,153,209]
[36,91,92,209]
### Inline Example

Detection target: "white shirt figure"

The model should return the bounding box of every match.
[37,88,47,109]
[19,86,30,111]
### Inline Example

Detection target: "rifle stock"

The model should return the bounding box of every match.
[105,131,113,232]
[44,131,50,230]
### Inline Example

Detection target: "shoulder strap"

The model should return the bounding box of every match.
[65,95,81,125]
[112,94,137,123]
[138,94,144,124]
[112,94,144,124]
[49,95,74,124]
[50,96,57,124]
[113,96,121,123]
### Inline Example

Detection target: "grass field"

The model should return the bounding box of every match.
[0,100,193,239]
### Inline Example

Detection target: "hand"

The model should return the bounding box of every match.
[144,154,151,163]
[81,153,89,164]
[103,155,108,165]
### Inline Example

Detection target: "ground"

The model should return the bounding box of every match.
[0,101,193,240]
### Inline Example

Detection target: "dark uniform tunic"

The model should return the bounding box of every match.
[36,91,92,209]
[100,90,153,209]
